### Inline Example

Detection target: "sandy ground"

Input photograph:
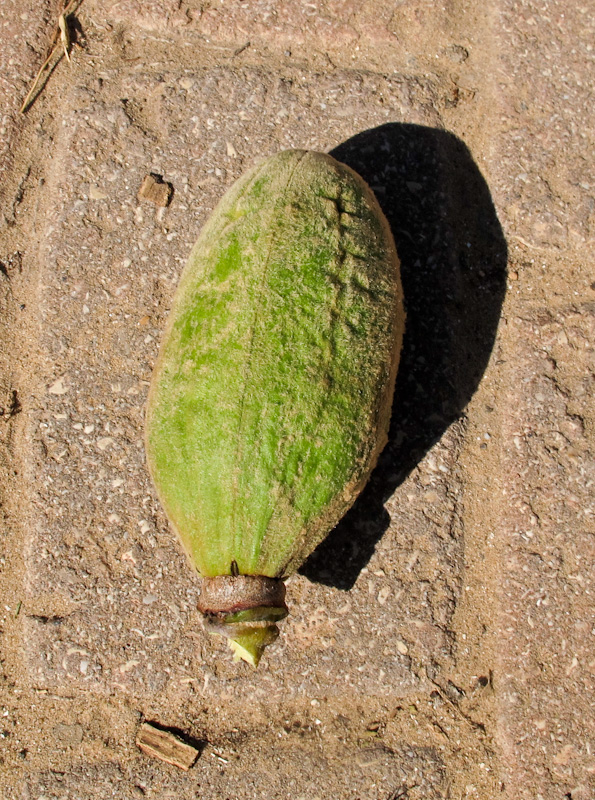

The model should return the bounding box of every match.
[0,1,593,798]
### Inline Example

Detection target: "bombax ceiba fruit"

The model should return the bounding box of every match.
[145,150,405,666]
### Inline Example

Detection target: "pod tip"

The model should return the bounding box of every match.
[227,627,274,666]
[198,574,288,667]
[209,617,283,667]
[229,638,259,666]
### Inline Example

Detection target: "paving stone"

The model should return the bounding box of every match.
[17,739,447,800]
[0,1,72,195]
[24,64,460,704]
[497,305,595,799]
[104,0,491,76]
[493,0,595,253]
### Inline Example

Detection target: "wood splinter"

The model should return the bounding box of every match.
[135,722,199,770]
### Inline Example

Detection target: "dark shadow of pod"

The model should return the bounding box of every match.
[300,123,508,590]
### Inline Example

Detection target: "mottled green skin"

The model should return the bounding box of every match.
[146,150,404,579]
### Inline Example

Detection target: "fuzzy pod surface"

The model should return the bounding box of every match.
[145,150,405,664]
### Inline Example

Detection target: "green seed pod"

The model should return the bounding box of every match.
[145,150,405,666]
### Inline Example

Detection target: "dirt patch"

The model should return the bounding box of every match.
[0,1,593,798]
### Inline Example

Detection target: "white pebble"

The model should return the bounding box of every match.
[48,377,68,395]
[89,186,108,200]
[377,586,390,606]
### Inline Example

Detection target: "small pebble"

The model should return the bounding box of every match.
[89,186,108,200]
[138,174,173,207]
[377,587,390,606]
[48,378,68,395]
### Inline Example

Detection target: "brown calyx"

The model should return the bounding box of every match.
[198,574,287,616]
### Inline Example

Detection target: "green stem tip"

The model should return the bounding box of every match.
[204,607,288,666]
[198,575,288,667]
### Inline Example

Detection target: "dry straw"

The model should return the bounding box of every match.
[20,0,82,113]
